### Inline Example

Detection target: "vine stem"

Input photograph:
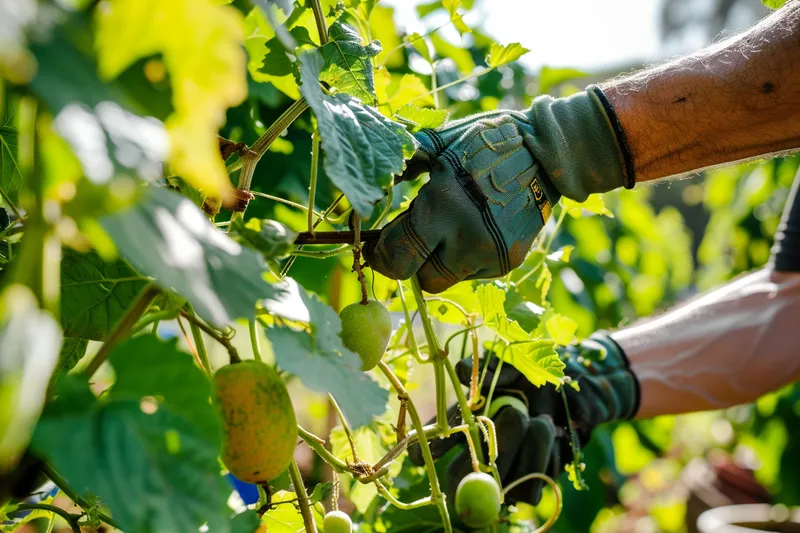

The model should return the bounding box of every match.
[396,281,424,362]
[41,463,121,530]
[329,394,360,463]
[444,357,485,464]
[288,458,318,533]
[281,193,345,278]
[408,277,450,431]
[84,284,160,377]
[249,319,263,362]
[309,0,329,44]
[231,98,310,225]
[375,480,432,510]
[307,130,320,234]
[297,425,349,473]
[180,311,240,364]
[378,361,451,532]
[502,473,562,533]
[250,191,323,217]
[185,312,212,374]
[370,423,440,473]
[402,67,496,106]
[11,504,81,533]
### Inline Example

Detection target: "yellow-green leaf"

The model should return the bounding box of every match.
[562,194,614,218]
[386,73,433,111]
[95,0,247,199]
[545,314,577,346]
[486,42,530,68]
[394,104,449,132]
[477,284,530,343]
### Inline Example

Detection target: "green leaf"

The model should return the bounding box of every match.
[60,249,149,340]
[407,33,433,63]
[320,17,382,105]
[57,337,89,373]
[231,511,262,533]
[763,0,788,8]
[477,284,530,343]
[101,186,280,327]
[230,217,297,266]
[109,335,222,440]
[28,19,170,185]
[562,194,614,218]
[486,42,530,68]
[244,6,301,99]
[308,482,334,504]
[430,34,475,74]
[0,285,62,471]
[0,125,22,207]
[266,288,388,428]
[32,373,231,533]
[477,284,563,387]
[545,314,577,346]
[537,66,588,95]
[394,104,449,132]
[299,49,414,217]
[262,491,306,533]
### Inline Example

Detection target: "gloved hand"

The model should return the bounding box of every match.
[409,333,639,506]
[364,86,634,293]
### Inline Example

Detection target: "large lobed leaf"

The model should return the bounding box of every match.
[265,284,388,428]
[299,49,414,217]
[319,17,382,105]
[95,0,247,199]
[60,249,149,340]
[101,186,280,327]
[477,284,564,387]
[32,336,230,533]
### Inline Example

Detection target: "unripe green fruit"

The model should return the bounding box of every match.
[339,300,392,370]
[323,510,352,533]
[214,361,297,484]
[455,472,502,528]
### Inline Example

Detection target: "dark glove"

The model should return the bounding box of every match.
[410,332,639,506]
[364,86,634,293]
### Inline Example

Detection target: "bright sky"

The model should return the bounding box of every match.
[383,0,764,72]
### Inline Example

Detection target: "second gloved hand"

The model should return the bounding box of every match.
[409,333,640,506]
[364,87,634,293]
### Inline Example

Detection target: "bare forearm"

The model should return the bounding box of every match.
[602,1,800,182]
[612,268,800,418]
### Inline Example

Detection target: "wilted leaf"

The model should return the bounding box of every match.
[101,187,280,327]
[486,42,530,68]
[0,285,62,472]
[60,249,149,340]
[320,18,381,105]
[299,49,414,217]
[95,0,247,198]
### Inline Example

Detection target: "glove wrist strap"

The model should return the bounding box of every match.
[527,86,635,201]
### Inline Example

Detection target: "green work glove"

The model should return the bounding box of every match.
[364,86,634,293]
[409,333,639,506]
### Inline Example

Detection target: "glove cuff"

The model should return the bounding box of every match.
[526,86,635,201]
[586,331,641,420]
